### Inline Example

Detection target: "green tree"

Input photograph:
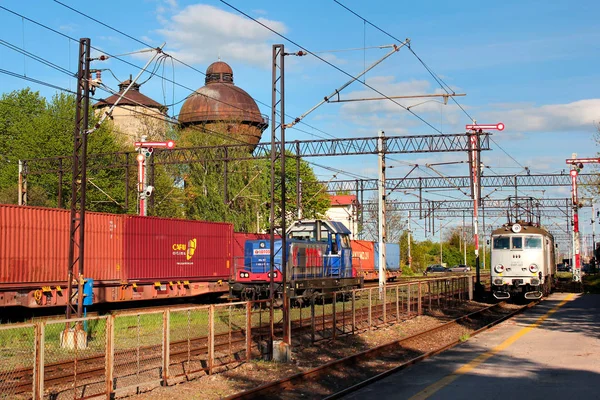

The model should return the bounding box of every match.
[0,89,126,211]
[176,126,329,232]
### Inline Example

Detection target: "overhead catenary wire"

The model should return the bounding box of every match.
[219,0,444,134]
[331,1,529,175]
[48,1,348,143]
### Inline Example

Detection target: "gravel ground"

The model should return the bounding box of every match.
[122,301,519,399]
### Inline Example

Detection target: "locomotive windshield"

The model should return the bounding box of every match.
[493,236,510,249]
[525,236,542,249]
[512,237,523,249]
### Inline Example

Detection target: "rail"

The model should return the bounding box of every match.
[0,276,471,399]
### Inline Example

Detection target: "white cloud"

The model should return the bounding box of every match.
[480,99,600,133]
[154,4,287,67]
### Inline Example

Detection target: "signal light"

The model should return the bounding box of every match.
[144,147,154,157]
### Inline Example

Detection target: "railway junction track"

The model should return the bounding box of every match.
[225,301,535,400]
[0,276,475,399]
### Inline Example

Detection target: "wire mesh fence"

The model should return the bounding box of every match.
[0,276,471,399]
[0,322,36,399]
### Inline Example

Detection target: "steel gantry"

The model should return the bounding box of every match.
[321,173,599,192]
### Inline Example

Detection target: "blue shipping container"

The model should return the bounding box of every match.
[374,243,401,271]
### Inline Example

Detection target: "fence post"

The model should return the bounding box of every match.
[368,288,372,329]
[162,310,170,385]
[311,296,316,343]
[106,315,115,398]
[407,283,412,315]
[33,322,45,400]
[246,302,252,362]
[332,294,337,340]
[418,282,422,315]
[469,276,474,300]
[208,305,215,374]
[395,286,399,322]
[383,287,387,324]
[352,290,356,334]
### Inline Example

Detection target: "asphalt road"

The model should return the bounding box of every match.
[343,292,600,400]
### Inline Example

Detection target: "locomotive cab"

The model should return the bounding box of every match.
[490,222,555,300]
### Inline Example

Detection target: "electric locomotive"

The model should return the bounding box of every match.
[229,220,363,300]
[490,222,556,300]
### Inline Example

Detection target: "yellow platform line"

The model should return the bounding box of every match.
[409,294,576,400]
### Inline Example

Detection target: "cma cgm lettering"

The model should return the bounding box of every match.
[172,239,197,260]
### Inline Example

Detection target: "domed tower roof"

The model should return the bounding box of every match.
[178,61,268,145]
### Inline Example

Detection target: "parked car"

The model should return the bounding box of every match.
[449,264,471,272]
[582,264,591,273]
[424,264,448,275]
[557,264,572,272]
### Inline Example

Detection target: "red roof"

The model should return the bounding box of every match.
[329,195,357,206]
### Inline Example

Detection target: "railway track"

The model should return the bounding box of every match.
[224,301,536,399]
[3,287,464,396]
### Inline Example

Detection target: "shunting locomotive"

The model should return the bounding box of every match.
[229,219,363,300]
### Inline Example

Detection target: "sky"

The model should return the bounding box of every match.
[1,0,599,251]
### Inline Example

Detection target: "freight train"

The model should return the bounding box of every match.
[490,222,556,300]
[0,204,403,308]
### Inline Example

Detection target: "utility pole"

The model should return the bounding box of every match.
[407,211,412,271]
[439,224,443,264]
[66,38,91,321]
[378,130,387,293]
[466,122,504,297]
[592,203,596,261]
[463,210,467,265]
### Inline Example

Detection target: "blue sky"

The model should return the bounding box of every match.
[1,0,599,250]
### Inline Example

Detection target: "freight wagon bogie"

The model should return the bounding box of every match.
[0,280,228,308]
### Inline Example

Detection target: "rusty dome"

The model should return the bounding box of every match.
[178,61,268,147]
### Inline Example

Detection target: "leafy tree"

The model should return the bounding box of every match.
[0,89,126,211]
[176,126,329,232]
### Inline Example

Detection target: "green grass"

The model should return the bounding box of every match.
[583,274,600,294]
[556,272,573,280]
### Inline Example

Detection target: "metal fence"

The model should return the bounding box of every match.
[0,276,470,399]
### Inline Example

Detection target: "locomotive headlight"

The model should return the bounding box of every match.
[529,264,539,273]
[494,264,505,273]
[240,271,249,278]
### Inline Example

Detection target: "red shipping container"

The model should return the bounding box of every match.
[351,240,375,274]
[0,204,124,286]
[124,216,233,281]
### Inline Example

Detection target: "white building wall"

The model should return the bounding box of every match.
[325,205,358,239]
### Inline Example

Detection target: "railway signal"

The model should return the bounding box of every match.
[466,122,505,131]
[135,140,176,216]
[566,155,599,282]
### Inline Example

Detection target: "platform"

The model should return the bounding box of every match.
[343,292,600,400]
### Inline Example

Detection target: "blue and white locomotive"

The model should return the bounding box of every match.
[229,220,363,300]
[490,222,556,300]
